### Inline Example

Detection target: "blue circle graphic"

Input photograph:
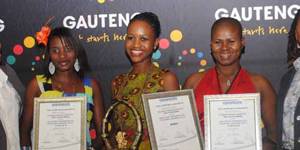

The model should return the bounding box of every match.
[152,50,161,60]
[6,55,16,65]
[197,52,203,58]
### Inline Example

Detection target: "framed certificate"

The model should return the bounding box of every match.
[142,89,204,150]
[33,96,87,150]
[204,93,262,150]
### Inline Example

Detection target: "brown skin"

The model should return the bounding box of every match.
[19,36,105,149]
[112,20,179,101]
[184,20,277,150]
[109,20,179,147]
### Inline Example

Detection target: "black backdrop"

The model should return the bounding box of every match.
[0,0,299,108]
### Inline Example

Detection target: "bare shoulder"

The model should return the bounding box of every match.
[27,76,40,92]
[164,71,177,80]
[162,70,179,91]
[25,76,42,101]
[183,69,210,89]
[247,71,274,92]
[90,78,100,87]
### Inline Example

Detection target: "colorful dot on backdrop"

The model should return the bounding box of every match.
[6,55,16,65]
[177,62,182,66]
[152,50,161,60]
[24,36,35,48]
[178,56,182,60]
[159,38,170,49]
[97,0,105,3]
[200,60,207,66]
[35,56,40,61]
[13,45,23,55]
[170,30,183,42]
[182,50,188,55]
[199,69,205,72]
[197,52,203,58]
[8,35,40,72]
[190,48,196,54]
[153,62,159,67]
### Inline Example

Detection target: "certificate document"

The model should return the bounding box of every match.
[33,96,87,150]
[142,90,203,150]
[204,93,262,150]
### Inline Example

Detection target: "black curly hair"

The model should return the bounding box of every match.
[287,9,300,67]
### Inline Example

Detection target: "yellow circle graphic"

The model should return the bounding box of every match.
[31,67,35,71]
[170,30,182,42]
[153,62,159,67]
[198,69,205,72]
[24,36,35,48]
[42,54,45,59]
[200,60,207,66]
[177,62,182,66]
[97,0,105,3]
[190,48,196,54]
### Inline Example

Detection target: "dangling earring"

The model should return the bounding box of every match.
[74,58,80,72]
[49,61,55,75]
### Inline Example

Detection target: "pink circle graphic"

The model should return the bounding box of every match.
[13,45,23,55]
[35,56,40,61]
[159,38,170,49]
[182,50,188,55]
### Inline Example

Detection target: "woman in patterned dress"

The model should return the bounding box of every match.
[110,12,179,150]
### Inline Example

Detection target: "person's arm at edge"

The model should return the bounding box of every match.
[90,79,105,149]
[19,77,41,146]
[251,74,277,149]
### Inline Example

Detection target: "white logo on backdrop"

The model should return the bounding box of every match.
[63,12,140,29]
[215,4,300,21]
[0,19,5,32]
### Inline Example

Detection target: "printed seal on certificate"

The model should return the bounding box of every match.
[102,99,142,150]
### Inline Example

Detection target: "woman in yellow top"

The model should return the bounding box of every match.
[19,27,105,150]
[111,12,179,149]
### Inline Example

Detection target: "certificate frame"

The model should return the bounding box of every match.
[33,96,87,150]
[142,89,204,150]
[204,93,262,150]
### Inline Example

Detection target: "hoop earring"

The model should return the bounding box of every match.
[49,61,55,75]
[74,58,80,72]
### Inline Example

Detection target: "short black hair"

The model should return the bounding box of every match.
[211,17,243,40]
[43,27,90,80]
[129,12,161,39]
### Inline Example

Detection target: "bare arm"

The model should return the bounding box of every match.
[251,74,277,149]
[162,71,180,91]
[19,77,41,146]
[90,79,105,149]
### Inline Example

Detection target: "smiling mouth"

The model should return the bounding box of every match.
[131,50,143,55]
[220,53,232,58]
[58,61,69,66]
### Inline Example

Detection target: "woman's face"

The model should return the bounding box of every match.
[211,23,245,67]
[49,36,76,73]
[125,20,159,65]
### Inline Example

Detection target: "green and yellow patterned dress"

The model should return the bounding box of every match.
[112,67,169,150]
